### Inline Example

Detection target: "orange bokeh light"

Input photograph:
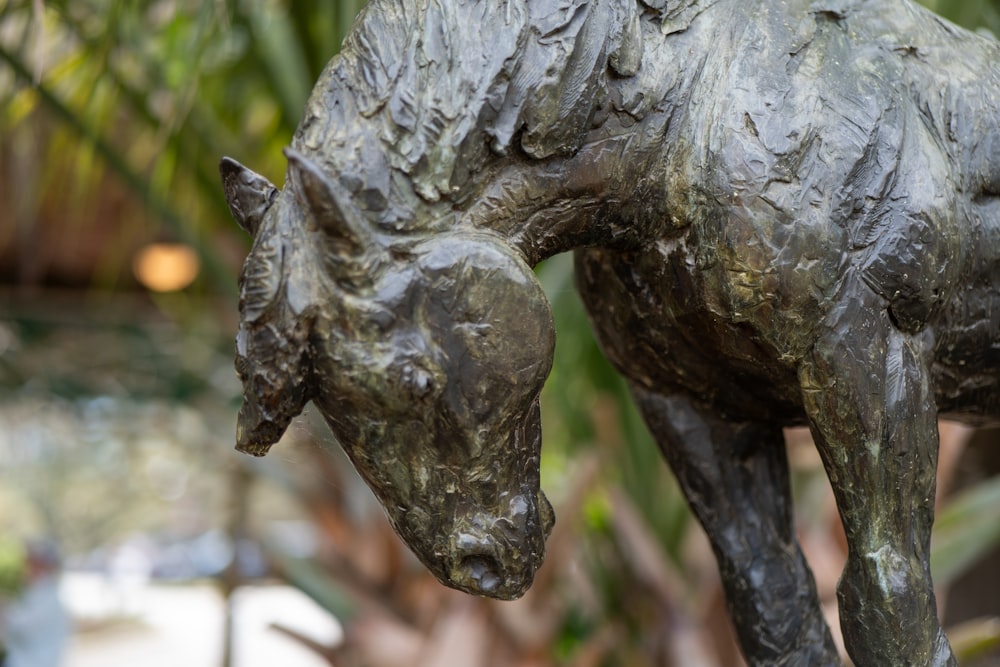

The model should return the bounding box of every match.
[132,243,200,292]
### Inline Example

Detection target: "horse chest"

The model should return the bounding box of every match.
[574,243,812,423]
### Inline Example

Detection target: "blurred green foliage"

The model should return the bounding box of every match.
[933,474,1000,588]
[923,0,1000,32]
[0,537,25,597]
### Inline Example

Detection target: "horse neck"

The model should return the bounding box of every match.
[293,0,716,266]
[457,114,675,267]
[444,13,715,266]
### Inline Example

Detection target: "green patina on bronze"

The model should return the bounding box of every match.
[220,0,1000,664]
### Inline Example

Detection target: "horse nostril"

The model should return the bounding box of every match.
[459,555,502,594]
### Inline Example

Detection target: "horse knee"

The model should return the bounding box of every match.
[840,546,928,611]
[868,546,924,597]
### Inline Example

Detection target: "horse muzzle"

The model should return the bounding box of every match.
[444,490,554,600]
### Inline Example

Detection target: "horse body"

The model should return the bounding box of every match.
[567,0,1000,423]
[222,0,1000,663]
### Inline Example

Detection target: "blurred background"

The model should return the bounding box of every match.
[2,1,1000,665]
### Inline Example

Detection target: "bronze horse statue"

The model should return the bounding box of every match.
[220,0,1000,663]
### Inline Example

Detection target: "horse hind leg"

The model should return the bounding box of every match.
[632,387,840,667]
[799,281,956,666]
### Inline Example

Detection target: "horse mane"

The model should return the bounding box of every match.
[292,0,709,209]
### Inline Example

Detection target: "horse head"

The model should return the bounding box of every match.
[218,0,667,603]
[222,149,556,599]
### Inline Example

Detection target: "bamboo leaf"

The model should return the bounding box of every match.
[247,2,312,128]
[931,475,1000,587]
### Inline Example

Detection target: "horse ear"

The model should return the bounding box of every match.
[284,147,368,256]
[219,157,279,236]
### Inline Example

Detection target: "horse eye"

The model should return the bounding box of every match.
[458,322,493,339]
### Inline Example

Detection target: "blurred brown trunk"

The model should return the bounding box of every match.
[221,463,253,667]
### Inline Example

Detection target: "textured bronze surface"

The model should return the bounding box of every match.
[221,0,1000,663]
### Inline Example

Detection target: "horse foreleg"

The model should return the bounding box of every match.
[799,287,955,667]
[632,387,840,667]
